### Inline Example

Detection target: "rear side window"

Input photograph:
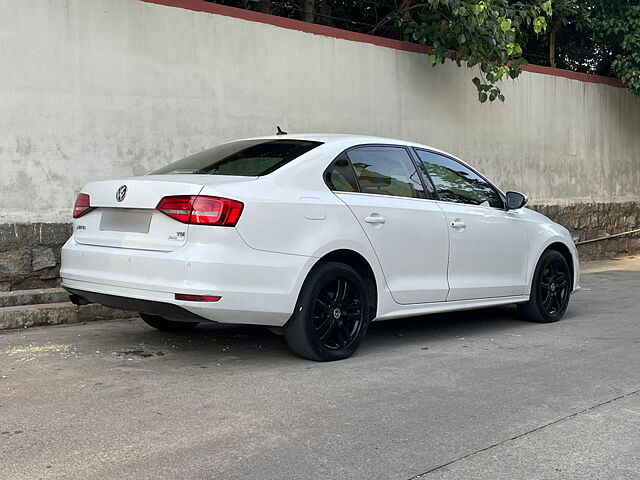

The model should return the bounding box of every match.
[347,146,428,199]
[151,140,322,176]
[325,153,359,192]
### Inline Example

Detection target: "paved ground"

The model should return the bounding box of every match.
[1,257,639,480]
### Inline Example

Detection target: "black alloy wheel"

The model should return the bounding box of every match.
[313,277,365,350]
[539,258,570,315]
[284,262,371,361]
[518,249,572,323]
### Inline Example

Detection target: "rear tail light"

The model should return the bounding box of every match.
[175,293,221,302]
[155,196,193,223]
[156,195,244,226]
[73,193,93,218]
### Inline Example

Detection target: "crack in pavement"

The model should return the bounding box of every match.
[408,387,640,479]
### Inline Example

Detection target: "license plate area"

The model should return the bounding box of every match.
[99,209,153,234]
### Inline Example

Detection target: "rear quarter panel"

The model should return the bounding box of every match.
[209,178,382,264]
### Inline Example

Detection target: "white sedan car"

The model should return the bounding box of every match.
[61,134,579,361]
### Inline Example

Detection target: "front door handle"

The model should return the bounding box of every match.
[450,219,466,229]
[364,215,386,224]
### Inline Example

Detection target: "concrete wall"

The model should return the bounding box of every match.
[0,0,638,291]
[1,0,639,224]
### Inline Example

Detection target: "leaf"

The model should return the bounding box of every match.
[479,92,488,103]
[533,16,547,34]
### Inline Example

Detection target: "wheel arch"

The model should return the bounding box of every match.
[538,241,576,289]
[310,249,378,319]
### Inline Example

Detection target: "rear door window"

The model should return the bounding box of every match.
[151,140,322,176]
[346,146,428,199]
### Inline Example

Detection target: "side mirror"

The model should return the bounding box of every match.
[506,191,528,210]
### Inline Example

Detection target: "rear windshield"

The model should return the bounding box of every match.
[150,139,322,176]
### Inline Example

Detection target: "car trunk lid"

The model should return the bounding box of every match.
[73,175,255,252]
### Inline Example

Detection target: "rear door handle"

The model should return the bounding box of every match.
[364,215,386,224]
[450,219,466,229]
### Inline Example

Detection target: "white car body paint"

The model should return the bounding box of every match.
[61,134,579,327]
[335,192,450,304]
[438,201,529,301]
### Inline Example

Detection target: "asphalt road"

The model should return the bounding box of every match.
[1,257,639,479]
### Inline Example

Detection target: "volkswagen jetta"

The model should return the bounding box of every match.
[61,134,579,361]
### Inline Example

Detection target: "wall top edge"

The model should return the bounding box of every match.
[140,0,625,89]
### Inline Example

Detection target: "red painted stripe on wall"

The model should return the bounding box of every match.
[520,64,624,87]
[140,0,625,89]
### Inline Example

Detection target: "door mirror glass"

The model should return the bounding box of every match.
[506,191,527,209]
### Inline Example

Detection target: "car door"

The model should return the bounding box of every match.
[413,149,529,301]
[326,146,450,304]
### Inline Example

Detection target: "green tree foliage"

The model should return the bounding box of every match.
[208,1,640,98]
[391,1,552,103]
[209,0,552,102]
[586,1,640,94]
[525,1,640,95]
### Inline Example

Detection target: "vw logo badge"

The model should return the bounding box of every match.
[116,185,127,202]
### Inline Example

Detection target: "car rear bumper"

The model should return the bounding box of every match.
[60,233,314,326]
[66,287,208,322]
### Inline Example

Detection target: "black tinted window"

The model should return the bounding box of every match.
[415,150,502,208]
[151,140,322,176]
[347,146,427,199]
[325,154,359,192]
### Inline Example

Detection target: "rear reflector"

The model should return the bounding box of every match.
[156,195,244,226]
[175,294,221,302]
[73,193,93,218]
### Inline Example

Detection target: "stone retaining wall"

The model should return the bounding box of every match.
[0,223,72,291]
[530,202,640,260]
[0,201,637,291]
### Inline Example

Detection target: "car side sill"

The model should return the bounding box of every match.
[375,295,530,321]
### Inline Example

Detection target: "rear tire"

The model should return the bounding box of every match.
[140,313,199,332]
[284,262,371,361]
[518,250,572,323]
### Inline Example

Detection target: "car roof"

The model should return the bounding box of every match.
[242,133,506,197]
[237,133,450,155]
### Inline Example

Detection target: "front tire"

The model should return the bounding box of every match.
[518,250,572,323]
[284,262,371,361]
[140,313,199,332]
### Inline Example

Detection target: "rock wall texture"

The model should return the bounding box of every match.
[530,202,640,261]
[0,223,72,291]
[1,201,637,292]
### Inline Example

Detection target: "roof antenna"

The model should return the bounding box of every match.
[276,126,287,136]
